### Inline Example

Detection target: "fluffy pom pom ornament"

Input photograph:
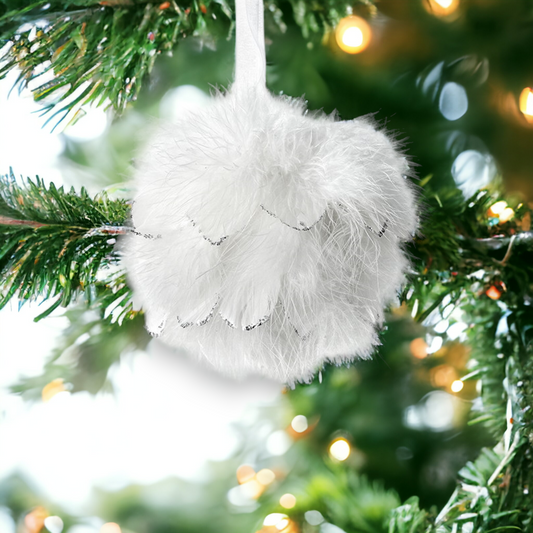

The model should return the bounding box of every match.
[123,0,418,384]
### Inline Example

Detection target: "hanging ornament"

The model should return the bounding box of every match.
[123,0,418,384]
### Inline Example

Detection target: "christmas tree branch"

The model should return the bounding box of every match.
[0,170,130,319]
[0,0,372,125]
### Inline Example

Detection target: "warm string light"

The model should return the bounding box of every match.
[335,16,372,54]
[488,201,515,224]
[410,337,429,359]
[519,87,533,123]
[424,0,460,17]
[235,465,276,501]
[329,437,351,461]
[279,493,297,509]
[451,379,464,393]
[486,285,502,300]
[430,364,457,388]
[259,514,299,533]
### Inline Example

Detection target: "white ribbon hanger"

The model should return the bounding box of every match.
[234,0,266,90]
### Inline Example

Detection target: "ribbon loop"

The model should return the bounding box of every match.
[234,0,266,89]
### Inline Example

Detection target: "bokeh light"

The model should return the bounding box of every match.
[489,201,508,216]
[335,16,372,54]
[100,523,121,533]
[424,0,460,17]
[290,415,308,433]
[410,338,428,359]
[24,507,49,533]
[451,380,464,393]
[486,285,502,300]
[256,468,276,485]
[431,364,457,388]
[329,438,351,461]
[279,493,297,509]
[498,207,515,224]
[439,82,468,121]
[236,464,256,484]
[519,87,533,123]
[241,479,264,499]
[43,516,64,533]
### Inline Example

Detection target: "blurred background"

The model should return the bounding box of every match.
[1,0,532,532]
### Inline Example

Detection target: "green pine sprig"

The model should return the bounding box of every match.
[0,169,130,319]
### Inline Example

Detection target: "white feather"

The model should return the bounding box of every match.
[122,85,418,384]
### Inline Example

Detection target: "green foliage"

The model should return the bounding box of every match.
[0,0,370,124]
[0,170,130,319]
[0,0,232,125]
[388,497,429,533]
[11,285,150,397]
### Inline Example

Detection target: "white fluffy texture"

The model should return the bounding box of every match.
[123,85,418,384]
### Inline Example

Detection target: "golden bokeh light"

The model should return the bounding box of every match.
[256,468,276,485]
[100,523,121,533]
[488,201,508,216]
[498,207,515,224]
[335,16,372,54]
[236,464,256,484]
[24,507,49,533]
[241,479,264,499]
[329,437,351,461]
[486,285,502,300]
[430,364,457,388]
[279,493,297,509]
[451,379,464,393]
[424,0,460,17]
[410,337,429,359]
[260,513,299,533]
[519,87,533,123]
[41,378,67,403]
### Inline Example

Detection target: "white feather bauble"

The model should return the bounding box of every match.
[123,84,418,384]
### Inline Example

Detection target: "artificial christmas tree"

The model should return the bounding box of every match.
[1,1,533,532]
